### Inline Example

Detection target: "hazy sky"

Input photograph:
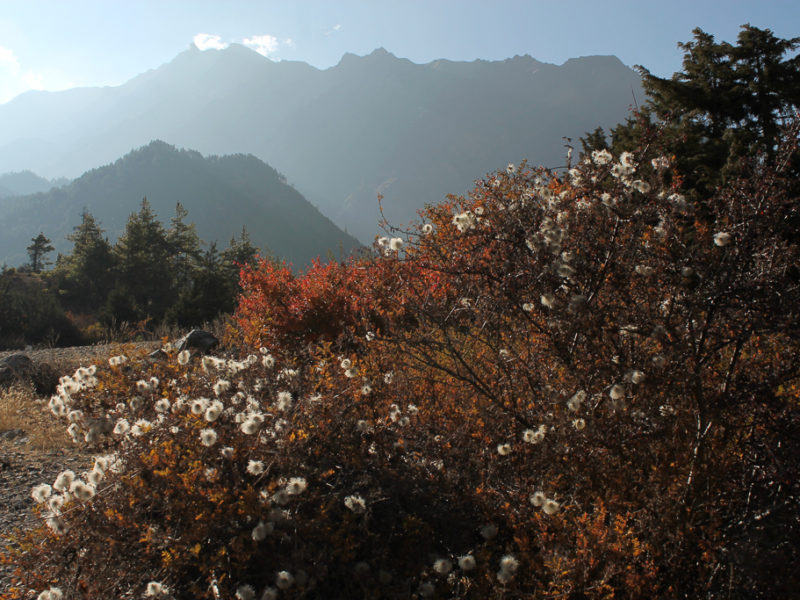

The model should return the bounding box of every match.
[1,0,798,104]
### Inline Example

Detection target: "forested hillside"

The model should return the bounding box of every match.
[0,141,361,269]
[1,198,264,348]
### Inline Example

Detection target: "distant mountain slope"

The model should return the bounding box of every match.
[0,45,642,242]
[0,170,66,198]
[0,141,361,268]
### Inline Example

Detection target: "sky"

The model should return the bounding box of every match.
[0,0,798,104]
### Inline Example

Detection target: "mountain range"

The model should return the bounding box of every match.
[0,171,68,198]
[0,45,643,242]
[0,142,361,268]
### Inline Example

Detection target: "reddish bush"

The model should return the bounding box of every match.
[3,126,798,599]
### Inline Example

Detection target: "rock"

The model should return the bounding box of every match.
[0,429,26,441]
[1,354,32,371]
[0,353,33,385]
[176,330,219,355]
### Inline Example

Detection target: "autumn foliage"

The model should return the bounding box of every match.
[2,122,799,599]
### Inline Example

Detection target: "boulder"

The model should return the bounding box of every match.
[0,353,33,386]
[176,330,219,355]
[148,348,168,362]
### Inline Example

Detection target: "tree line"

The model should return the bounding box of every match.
[1,199,262,348]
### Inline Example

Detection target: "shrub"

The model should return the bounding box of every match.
[0,271,85,350]
[2,126,798,599]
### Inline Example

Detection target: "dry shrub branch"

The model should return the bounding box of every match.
[3,124,799,599]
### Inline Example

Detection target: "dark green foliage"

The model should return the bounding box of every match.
[166,243,230,327]
[166,202,202,290]
[579,126,609,156]
[26,232,54,273]
[50,210,115,312]
[1,202,266,348]
[166,229,261,328]
[112,198,175,322]
[0,268,83,348]
[604,25,800,199]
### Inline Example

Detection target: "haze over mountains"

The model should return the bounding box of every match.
[0,44,642,242]
[0,171,68,198]
[0,142,361,268]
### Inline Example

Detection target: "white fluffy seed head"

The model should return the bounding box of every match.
[145,581,167,597]
[38,588,63,600]
[530,491,546,507]
[200,428,218,447]
[275,571,294,590]
[542,499,561,515]
[286,477,307,495]
[252,520,273,541]
[499,554,519,573]
[433,558,453,575]
[276,391,293,411]
[458,555,476,571]
[344,494,366,513]
[53,470,75,492]
[247,460,266,475]
[630,370,646,384]
[31,484,52,504]
[714,232,732,246]
[497,443,512,456]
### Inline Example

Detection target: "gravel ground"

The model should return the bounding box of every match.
[0,436,94,592]
[0,342,158,593]
[0,341,160,367]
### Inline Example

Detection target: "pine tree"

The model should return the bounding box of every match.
[167,242,232,327]
[221,226,260,280]
[601,25,800,198]
[56,210,115,311]
[26,232,54,273]
[166,202,202,289]
[113,198,174,321]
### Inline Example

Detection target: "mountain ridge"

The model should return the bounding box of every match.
[0,141,361,269]
[0,46,643,241]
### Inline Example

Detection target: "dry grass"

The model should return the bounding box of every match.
[0,381,71,451]
[0,348,118,452]
[0,333,225,454]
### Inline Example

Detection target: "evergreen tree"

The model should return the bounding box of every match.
[55,210,115,311]
[597,25,800,199]
[167,229,263,328]
[113,198,174,321]
[221,226,260,281]
[579,126,609,157]
[167,242,232,327]
[26,232,54,273]
[166,202,202,289]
